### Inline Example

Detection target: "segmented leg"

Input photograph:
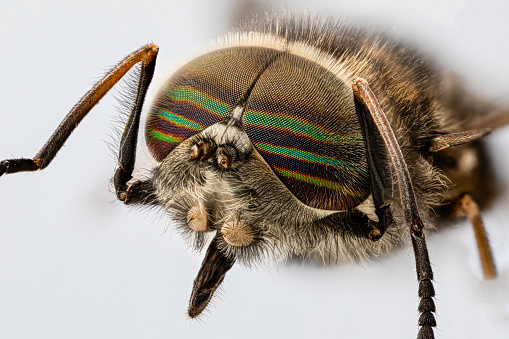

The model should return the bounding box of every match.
[353,78,394,240]
[451,194,497,279]
[0,44,159,205]
[353,78,436,339]
[112,45,158,202]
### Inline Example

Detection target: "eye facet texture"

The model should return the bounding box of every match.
[146,47,280,161]
[147,46,370,211]
[243,53,370,210]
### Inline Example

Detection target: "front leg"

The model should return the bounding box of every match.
[353,78,436,339]
[113,45,158,202]
[0,44,159,206]
[353,78,394,241]
[450,193,497,279]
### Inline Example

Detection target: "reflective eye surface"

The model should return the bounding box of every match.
[148,45,371,211]
[243,53,370,210]
[146,47,280,161]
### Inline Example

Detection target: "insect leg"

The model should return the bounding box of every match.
[429,129,491,152]
[352,78,436,339]
[0,44,159,182]
[353,79,394,241]
[112,46,158,203]
[451,194,497,279]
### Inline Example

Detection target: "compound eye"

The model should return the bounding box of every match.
[243,54,370,211]
[145,47,281,162]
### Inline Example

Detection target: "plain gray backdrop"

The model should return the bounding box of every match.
[0,0,508,338]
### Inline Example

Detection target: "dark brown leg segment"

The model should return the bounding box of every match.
[353,78,436,339]
[0,44,159,204]
[353,76,394,240]
[451,194,497,279]
[0,44,158,173]
[112,45,158,201]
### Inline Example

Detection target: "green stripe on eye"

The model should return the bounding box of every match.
[148,130,184,143]
[256,142,363,172]
[244,110,362,144]
[158,109,204,130]
[166,86,231,117]
[272,166,366,197]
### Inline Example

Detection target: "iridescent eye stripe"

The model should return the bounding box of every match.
[241,52,372,211]
[158,109,204,130]
[148,130,184,144]
[272,166,366,197]
[147,86,233,161]
[255,142,364,173]
[244,109,362,144]
[146,46,286,162]
[165,86,231,118]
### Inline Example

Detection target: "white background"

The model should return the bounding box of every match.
[0,0,508,338]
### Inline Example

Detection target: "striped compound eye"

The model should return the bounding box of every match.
[243,53,370,211]
[146,47,280,162]
[146,46,370,212]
